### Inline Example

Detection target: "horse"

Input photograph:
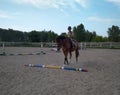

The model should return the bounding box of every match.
[56,36,79,65]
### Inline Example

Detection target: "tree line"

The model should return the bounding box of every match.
[0,28,58,42]
[0,24,120,42]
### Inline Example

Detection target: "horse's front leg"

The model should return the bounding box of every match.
[64,51,69,65]
[69,52,72,64]
[64,57,68,65]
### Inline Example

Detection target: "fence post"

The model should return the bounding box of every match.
[90,42,92,48]
[110,42,112,48]
[2,42,5,54]
[51,41,54,48]
[80,42,83,50]
[41,42,43,48]
[84,42,86,49]
[100,43,102,48]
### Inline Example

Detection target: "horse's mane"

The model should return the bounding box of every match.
[56,36,66,40]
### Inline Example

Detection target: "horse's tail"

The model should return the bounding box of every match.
[75,48,79,62]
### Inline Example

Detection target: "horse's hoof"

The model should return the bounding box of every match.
[66,63,69,65]
[63,64,66,67]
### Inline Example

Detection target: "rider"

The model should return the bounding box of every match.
[67,26,75,48]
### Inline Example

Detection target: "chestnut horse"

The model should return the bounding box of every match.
[56,36,79,64]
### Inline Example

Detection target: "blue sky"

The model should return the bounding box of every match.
[0,0,120,36]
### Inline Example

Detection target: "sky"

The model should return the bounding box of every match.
[0,0,120,37]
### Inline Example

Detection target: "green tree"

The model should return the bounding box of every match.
[107,25,120,42]
[73,24,86,42]
[47,30,57,42]
[28,31,40,42]
[93,35,108,42]
[28,30,58,42]
[0,28,26,42]
[84,30,96,42]
[73,26,78,39]
[93,35,103,42]
[60,32,67,36]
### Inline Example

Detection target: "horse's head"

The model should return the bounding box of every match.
[56,36,66,50]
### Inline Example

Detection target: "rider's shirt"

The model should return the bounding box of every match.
[68,31,73,38]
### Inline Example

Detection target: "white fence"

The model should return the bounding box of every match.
[0,42,120,50]
[81,42,120,49]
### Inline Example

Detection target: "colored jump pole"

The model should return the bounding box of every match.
[0,51,46,56]
[24,64,88,72]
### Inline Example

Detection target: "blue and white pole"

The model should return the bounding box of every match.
[24,64,88,72]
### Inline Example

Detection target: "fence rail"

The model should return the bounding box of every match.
[0,42,120,49]
[82,42,120,49]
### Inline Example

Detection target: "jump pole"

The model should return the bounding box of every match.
[24,64,88,72]
[0,51,46,56]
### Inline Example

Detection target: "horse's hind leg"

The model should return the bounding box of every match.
[75,48,79,62]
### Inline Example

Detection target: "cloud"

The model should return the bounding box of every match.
[0,10,22,19]
[0,10,11,19]
[13,0,64,9]
[11,0,90,17]
[106,0,120,7]
[75,0,89,8]
[60,8,70,17]
[88,16,120,23]
[13,0,89,9]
